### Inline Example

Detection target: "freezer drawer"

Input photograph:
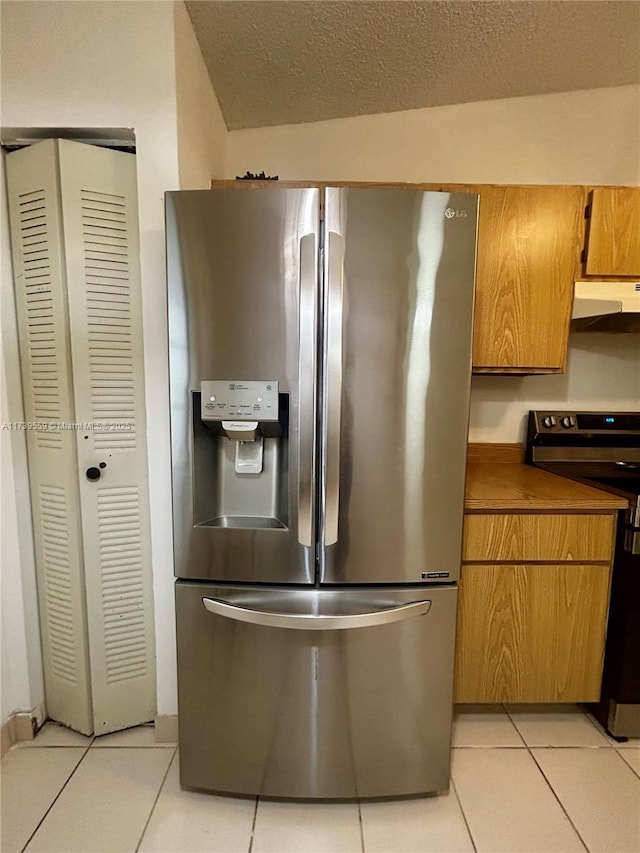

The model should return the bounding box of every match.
[176,582,457,799]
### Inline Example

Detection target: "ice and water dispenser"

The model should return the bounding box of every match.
[192,380,289,530]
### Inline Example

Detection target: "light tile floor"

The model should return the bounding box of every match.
[1,707,638,853]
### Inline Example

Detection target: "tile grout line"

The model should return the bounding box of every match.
[502,704,616,750]
[503,704,591,851]
[610,746,640,780]
[19,743,93,852]
[453,701,525,851]
[357,799,365,853]
[502,704,530,749]
[505,703,620,749]
[616,747,640,779]
[449,775,477,853]
[247,794,259,853]
[452,744,528,749]
[618,753,640,781]
[526,746,590,852]
[134,746,178,852]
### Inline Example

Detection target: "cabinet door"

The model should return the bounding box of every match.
[6,140,94,735]
[584,187,640,277]
[472,186,585,373]
[454,563,611,703]
[57,140,156,735]
[6,140,156,736]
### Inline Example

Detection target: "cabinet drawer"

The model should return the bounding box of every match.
[454,563,611,703]
[462,513,614,562]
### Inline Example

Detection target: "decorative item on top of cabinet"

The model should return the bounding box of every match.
[472,185,586,375]
[582,187,640,277]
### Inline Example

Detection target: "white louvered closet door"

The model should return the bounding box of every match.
[6,140,156,735]
[6,141,93,734]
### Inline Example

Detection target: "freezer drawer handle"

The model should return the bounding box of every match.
[202,597,431,630]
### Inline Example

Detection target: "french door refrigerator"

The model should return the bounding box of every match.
[166,186,478,799]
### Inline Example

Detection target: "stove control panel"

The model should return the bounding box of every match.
[530,411,640,434]
[533,411,579,432]
[527,411,640,464]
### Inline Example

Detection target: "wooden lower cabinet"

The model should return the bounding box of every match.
[454,562,612,703]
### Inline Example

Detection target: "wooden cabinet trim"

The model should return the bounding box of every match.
[466,443,524,463]
[462,513,614,563]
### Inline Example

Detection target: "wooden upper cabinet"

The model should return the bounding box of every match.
[583,187,640,277]
[472,185,585,373]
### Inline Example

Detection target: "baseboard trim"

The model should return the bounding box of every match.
[1,717,16,758]
[1,704,47,757]
[154,714,178,743]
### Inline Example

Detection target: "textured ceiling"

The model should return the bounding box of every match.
[185,1,640,131]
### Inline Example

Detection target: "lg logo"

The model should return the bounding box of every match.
[445,208,468,219]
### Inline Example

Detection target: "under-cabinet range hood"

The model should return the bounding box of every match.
[571,282,640,332]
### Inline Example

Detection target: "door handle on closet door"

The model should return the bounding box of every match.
[85,462,106,481]
[324,230,345,546]
[202,597,431,630]
[297,232,317,547]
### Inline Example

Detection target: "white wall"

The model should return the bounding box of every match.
[470,335,640,442]
[1,0,228,720]
[228,85,640,441]
[228,85,640,186]
[174,1,228,188]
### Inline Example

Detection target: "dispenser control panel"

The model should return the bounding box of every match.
[201,380,279,422]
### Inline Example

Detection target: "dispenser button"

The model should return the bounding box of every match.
[209,395,216,402]
[257,396,263,403]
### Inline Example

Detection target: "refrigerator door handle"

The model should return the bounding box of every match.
[202,597,431,630]
[297,232,317,547]
[324,230,345,546]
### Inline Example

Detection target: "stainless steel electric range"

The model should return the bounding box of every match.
[526,411,640,740]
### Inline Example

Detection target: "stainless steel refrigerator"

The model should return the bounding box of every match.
[166,186,478,799]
